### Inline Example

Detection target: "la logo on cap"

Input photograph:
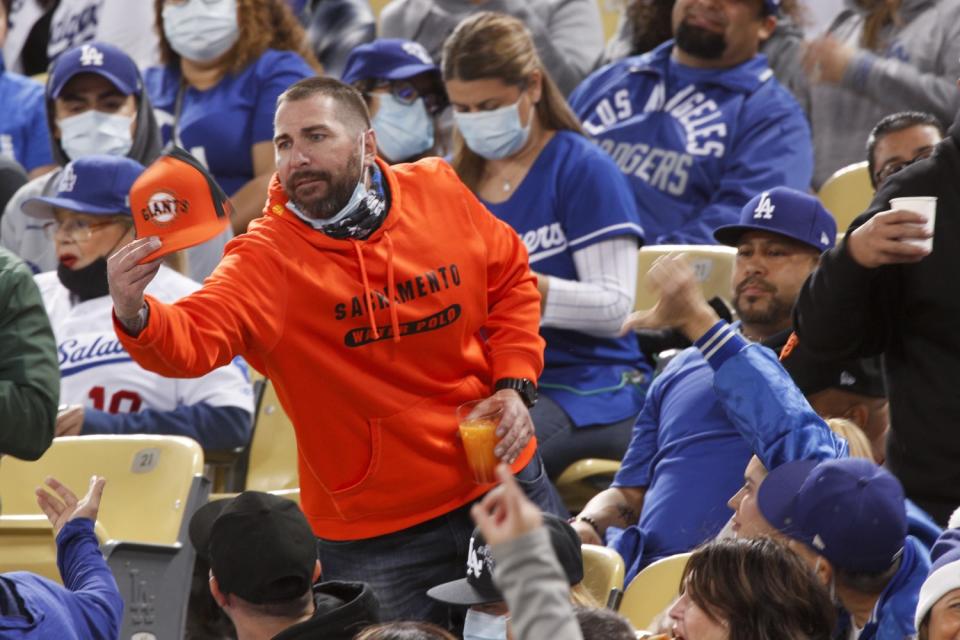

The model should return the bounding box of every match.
[753,192,775,220]
[59,165,77,193]
[402,42,432,64]
[79,44,104,67]
[142,191,189,226]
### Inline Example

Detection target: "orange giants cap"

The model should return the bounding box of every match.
[129,146,232,263]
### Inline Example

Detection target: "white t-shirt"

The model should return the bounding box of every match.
[46,0,160,69]
[35,265,253,415]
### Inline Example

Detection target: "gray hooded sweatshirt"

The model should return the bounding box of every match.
[809,0,960,187]
[0,63,231,281]
[379,0,604,96]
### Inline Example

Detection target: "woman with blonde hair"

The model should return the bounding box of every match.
[147,0,319,237]
[440,12,648,481]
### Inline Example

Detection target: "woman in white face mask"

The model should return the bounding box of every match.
[342,38,450,165]
[147,0,318,234]
[441,12,649,485]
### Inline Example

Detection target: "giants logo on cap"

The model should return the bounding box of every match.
[141,191,189,226]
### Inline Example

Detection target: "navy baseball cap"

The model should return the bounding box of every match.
[22,155,144,219]
[426,514,584,605]
[342,39,439,85]
[714,187,837,253]
[48,42,142,99]
[763,0,780,15]
[758,459,907,574]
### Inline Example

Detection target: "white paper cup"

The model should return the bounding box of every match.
[890,196,936,252]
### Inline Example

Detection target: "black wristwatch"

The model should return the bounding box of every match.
[494,378,538,408]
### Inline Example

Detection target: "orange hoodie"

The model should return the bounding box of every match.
[114,158,544,540]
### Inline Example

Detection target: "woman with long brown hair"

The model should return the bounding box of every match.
[669,537,835,640]
[441,12,648,482]
[802,0,960,187]
[147,0,319,238]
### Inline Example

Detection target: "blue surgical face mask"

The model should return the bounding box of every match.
[453,95,532,160]
[463,608,509,640]
[58,110,134,159]
[162,0,240,63]
[372,93,434,162]
[286,135,368,229]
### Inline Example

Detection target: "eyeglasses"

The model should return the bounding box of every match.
[370,80,449,115]
[44,219,121,242]
[874,147,936,185]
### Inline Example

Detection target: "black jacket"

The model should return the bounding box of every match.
[273,581,379,640]
[794,111,960,525]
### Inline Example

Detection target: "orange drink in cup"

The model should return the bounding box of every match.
[457,400,502,484]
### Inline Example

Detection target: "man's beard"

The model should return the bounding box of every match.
[733,277,791,327]
[674,20,726,60]
[286,148,362,219]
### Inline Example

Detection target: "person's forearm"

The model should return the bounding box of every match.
[229,173,273,234]
[83,403,252,451]
[492,527,584,640]
[576,486,645,536]
[847,50,960,124]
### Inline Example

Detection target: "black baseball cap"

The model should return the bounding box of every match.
[426,514,583,606]
[779,332,887,398]
[189,492,318,604]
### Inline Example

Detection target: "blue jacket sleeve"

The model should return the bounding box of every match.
[82,403,252,451]
[695,321,847,470]
[56,518,124,640]
[656,93,813,245]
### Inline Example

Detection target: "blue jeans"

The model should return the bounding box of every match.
[316,452,567,626]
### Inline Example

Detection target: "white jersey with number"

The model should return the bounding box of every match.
[35,266,254,416]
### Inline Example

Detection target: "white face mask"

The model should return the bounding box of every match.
[162,0,240,63]
[372,93,434,162]
[58,110,134,159]
[463,608,509,640]
[453,95,532,160]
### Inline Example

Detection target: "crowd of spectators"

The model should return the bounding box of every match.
[1,0,959,638]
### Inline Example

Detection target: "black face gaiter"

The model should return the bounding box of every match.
[57,257,110,301]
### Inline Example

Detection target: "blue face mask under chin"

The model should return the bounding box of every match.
[463,608,509,640]
[286,134,368,229]
[372,93,434,162]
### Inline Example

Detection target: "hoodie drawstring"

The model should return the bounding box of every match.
[351,233,401,343]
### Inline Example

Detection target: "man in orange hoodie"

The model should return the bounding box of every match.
[106,76,563,626]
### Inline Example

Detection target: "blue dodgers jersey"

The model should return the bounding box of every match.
[569,41,813,245]
[484,131,648,426]
[0,65,52,172]
[146,49,313,196]
[612,346,753,570]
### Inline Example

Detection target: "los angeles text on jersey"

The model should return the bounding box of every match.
[584,85,728,195]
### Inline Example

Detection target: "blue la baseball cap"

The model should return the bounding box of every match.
[22,155,145,219]
[48,42,142,99]
[764,0,780,16]
[714,187,837,253]
[341,39,439,85]
[758,458,907,574]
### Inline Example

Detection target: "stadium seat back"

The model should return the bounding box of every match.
[818,161,874,232]
[635,246,737,311]
[246,379,299,491]
[556,458,621,513]
[619,551,692,631]
[581,543,625,607]
[0,435,203,545]
[0,435,209,639]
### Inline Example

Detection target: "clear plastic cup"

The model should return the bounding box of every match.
[456,399,502,484]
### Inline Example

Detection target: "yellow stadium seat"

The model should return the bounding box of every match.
[581,544,625,607]
[635,245,737,311]
[556,458,621,513]
[0,435,210,639]
[619,552,692,631]
[818,161,874,233]
[245,379,299,491]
